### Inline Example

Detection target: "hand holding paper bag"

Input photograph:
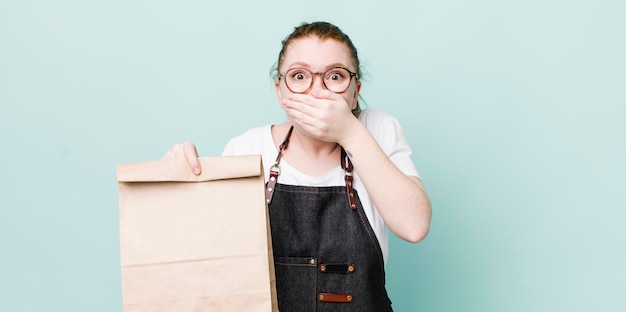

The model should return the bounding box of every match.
[117,155,278,311]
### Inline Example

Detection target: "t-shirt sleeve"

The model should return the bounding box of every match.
[220,126,267,157]
[361,110,420,179]
[221,137,236,156]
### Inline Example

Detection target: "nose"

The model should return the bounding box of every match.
[307,73,326,95]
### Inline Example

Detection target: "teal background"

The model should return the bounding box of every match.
[1,0,624,311]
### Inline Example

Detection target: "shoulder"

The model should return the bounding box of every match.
[221,125,273,156]
[358,109,406,141]
[231,125,270,141]
[358,108,395,123]
[358,109,419,178]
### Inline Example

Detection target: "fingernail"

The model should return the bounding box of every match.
[193,167,201,175]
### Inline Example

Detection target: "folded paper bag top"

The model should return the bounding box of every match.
[116,155,262,182]
[116,155,278,312]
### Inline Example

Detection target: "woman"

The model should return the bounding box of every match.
[164,21,431,311]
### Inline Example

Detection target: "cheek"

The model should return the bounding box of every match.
[345,86,359,108]
[344,94,355,105]
[279,81,294,96]
[341,94,356,111]
[276,80,290,100]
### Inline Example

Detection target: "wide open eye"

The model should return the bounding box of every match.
[325,68,348,82]
[287,69,311,81]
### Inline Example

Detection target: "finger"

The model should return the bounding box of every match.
[283,102,312,126]
[302,89,335,100]
[289,93,330,107]
[182,142,201,175]
[282,97,321,120]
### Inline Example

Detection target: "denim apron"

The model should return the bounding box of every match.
[264,126,393,311]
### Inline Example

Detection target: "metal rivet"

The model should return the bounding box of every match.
[319,294,324,301]
[270,176,275,181]
[267,187,273,192]
[348,265,355,272]
[320,264,326,272]
[346,295,353,302]
[310,258,316,265]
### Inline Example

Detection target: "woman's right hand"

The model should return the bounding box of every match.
[161,141,202,175]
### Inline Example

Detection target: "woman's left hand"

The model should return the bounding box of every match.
[279,90,358,144]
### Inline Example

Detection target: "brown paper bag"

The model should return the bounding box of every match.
[116,155,278,312]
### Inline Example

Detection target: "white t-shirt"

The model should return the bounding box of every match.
[221,109,420,265]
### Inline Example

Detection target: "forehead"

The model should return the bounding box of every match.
[282,36,354,69]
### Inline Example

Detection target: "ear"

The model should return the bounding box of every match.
[275,80,283,100]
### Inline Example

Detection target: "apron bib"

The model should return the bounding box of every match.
[265,126,393,311]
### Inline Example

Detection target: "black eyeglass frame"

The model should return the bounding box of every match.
[279,67,359,94]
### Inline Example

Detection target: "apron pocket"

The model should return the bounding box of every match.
[274,256,317,311]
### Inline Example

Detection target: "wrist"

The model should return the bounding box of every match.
[338,118,367,151]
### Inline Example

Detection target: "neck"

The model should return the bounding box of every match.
[273,124,342,177]
[289,127,340,156]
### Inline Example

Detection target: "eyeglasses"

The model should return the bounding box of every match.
[279,67,358,94]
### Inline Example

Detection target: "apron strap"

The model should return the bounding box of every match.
[341,148,358,211]
[266,126,293,204]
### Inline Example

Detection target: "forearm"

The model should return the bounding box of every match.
[340,121,432,243]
